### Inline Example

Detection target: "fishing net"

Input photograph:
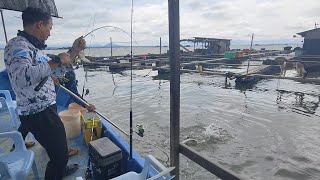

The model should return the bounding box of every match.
[0,0,60,17]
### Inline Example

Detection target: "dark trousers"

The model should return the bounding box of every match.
[19,104,68,180]
[18,123,29,140]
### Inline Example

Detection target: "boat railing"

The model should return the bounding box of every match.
[180,143,243,180]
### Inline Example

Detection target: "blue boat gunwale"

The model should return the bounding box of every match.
[0,68,147,175]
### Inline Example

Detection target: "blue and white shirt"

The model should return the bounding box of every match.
[4,35,67,115]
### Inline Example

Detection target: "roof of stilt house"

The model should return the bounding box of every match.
[297,28,320,37]
[181,37,231,42]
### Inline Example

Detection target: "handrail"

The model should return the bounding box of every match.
[180,143,244,180]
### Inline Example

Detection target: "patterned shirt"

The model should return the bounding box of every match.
[4,35,67,115]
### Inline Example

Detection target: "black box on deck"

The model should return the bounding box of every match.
[89,137,122,179]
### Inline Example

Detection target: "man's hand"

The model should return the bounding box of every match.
[85,104,96,112]
[58,52,72,65]
[51,76,60,85]
[69,37,86,61]
[72,36,86,53]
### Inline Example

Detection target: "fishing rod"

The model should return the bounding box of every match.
[78,24,139,97]
[35,25,136,91]
[129,0,134,160]
[83,25,138,45]
[58,84,130,136]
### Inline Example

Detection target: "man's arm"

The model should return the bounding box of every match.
[5,48,59,87]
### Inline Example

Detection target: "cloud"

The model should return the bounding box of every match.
[0,0,318,47]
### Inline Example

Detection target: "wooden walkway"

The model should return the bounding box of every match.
[247,74,320,83]
[158,65,320,84]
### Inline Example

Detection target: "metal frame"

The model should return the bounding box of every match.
[168,1,243,179]
[168,0,180,178]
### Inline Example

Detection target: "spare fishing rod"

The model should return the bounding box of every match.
[58,84,130,136]
[129,0,134,160]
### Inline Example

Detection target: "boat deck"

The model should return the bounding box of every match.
[0,105,89,179]
[28,133,89,179]
[0,67,146,179]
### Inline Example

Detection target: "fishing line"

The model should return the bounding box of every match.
[133,136,170,166]
[111,73,117,87]
[83,25,138,45]
[84,15,93,36]
[83,25,157,78]
[111,72,118,96]
[143,38,163,77]
[81,15,95,98]
[83,25,156,78]
[87,14,96,56]
[143,68,154,77]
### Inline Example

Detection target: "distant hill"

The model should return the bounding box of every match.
[103,43,125,48]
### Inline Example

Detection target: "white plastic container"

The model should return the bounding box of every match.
[59,109,81,139]
[68,102,87,114]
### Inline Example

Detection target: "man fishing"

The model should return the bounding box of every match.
[4,7,94,179]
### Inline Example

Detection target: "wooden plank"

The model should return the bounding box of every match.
[181,69,227,75]
[240,65,271,75]
[247,74,320,83]
[160,66,320,83]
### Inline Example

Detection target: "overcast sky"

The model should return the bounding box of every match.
[0,0,318,47]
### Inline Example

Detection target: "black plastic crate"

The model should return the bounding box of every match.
[89,137,122,179]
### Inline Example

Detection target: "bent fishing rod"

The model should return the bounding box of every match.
[35,25,137,91]
[58,84,130,136]
[83,25,138,45]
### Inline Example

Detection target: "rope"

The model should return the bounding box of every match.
[133,137,170,166]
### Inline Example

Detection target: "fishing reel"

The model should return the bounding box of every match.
[85,89,90,95]
[135,124,145,137]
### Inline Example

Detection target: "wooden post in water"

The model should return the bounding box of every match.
[193,41,195,53]
[159,37,162,67]
[1,9,8,43]
[110,37,113,57]
[246,33,254,75]
[160,37,162,59]
[168,0,180,179]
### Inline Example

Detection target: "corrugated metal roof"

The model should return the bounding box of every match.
[0,0,60,18]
